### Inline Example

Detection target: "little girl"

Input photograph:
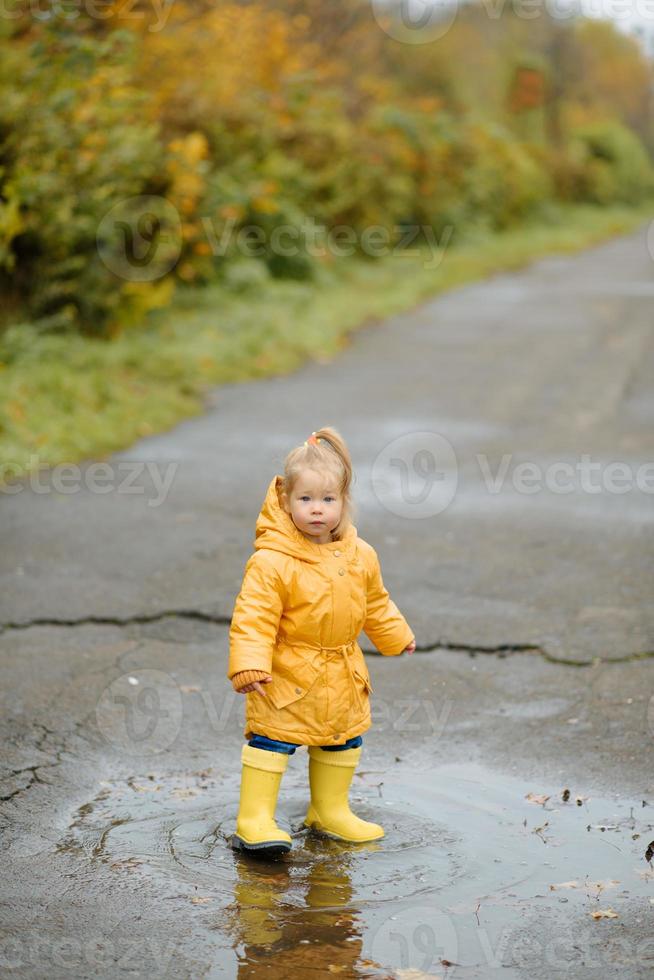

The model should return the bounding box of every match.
[227,426,416,856]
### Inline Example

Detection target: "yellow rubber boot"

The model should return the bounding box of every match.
[304,746,384,843]
[232,744,293,856]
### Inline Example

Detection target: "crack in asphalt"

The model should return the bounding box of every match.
[420,639,654,667]
[0,610,230,633]
[0,764,56,803]
[0,733,51,803]
[0,721,87,806]
[0,612,652,667]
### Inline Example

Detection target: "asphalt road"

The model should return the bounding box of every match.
[1,223,653,978]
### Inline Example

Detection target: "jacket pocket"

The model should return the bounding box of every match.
[267,673,318,710]
[268,645,320,710]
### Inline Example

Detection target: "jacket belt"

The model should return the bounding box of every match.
[276,637,366,713]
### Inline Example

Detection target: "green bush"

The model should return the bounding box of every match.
[553,120,654,205]
[0,23,169,337]
[2,12,653,339]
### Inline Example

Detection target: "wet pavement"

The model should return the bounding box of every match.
[1,223,654,977]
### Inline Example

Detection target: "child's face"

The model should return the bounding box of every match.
[283,469,343,544]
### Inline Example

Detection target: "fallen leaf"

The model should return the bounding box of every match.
[590,908,618,920]
[526,793,550,805]
[562,788,570,802]
[109,857,142,870]
[191,896,211,905]
[550,880,580,890]
[180,685,201,694]
[589,879,620,894]
[172,788,198,799]
[645,840,654,863]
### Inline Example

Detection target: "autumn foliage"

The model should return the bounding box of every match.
[1,0,653,336]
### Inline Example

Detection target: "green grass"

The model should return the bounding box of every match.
[1,199,653,483]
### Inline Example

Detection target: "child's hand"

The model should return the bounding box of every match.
[232,670,273,697]
[240,677,272,697]
[403,638,416,655]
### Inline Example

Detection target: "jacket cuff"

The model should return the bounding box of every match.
[381,623,415,656]
[232,669,271,691]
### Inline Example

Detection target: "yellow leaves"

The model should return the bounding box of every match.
[293,13,311,33]
[0,193,26,246]
[120,278,176,323]
[549,879,619,894]
[590,908,619,920]
[177,262,197,282]
[109,85,133,103]
[179,188,202,214]
[181,222,201,241]
[250,197,279,215]
[81,132,107,151]
[138,2,323,118]
[220,204,246,222]
[168,132,208,165]
[415,96,443,114]
[166,132,210,223]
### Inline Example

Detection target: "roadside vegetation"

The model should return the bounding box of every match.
[2,1,653,480]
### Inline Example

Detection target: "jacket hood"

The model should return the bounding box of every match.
[254,475,357,563]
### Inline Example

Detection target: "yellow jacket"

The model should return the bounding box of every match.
[227,475,414,744]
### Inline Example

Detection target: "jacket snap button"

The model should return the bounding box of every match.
[295,687,302,694]
[334,549,341,557]
[333,735,340,740]
[338,567,345,576]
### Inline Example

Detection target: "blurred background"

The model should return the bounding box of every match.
[2,0,654,480]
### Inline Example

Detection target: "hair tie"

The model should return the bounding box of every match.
[304,431,321,446]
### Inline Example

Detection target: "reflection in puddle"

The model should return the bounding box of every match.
[226,848,382,978]
[59,762,654,978]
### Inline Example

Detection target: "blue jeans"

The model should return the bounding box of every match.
[248,733,363,755]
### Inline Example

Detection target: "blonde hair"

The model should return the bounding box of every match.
[281,426,355,541]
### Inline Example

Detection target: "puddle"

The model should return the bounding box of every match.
[58,761,654,978]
